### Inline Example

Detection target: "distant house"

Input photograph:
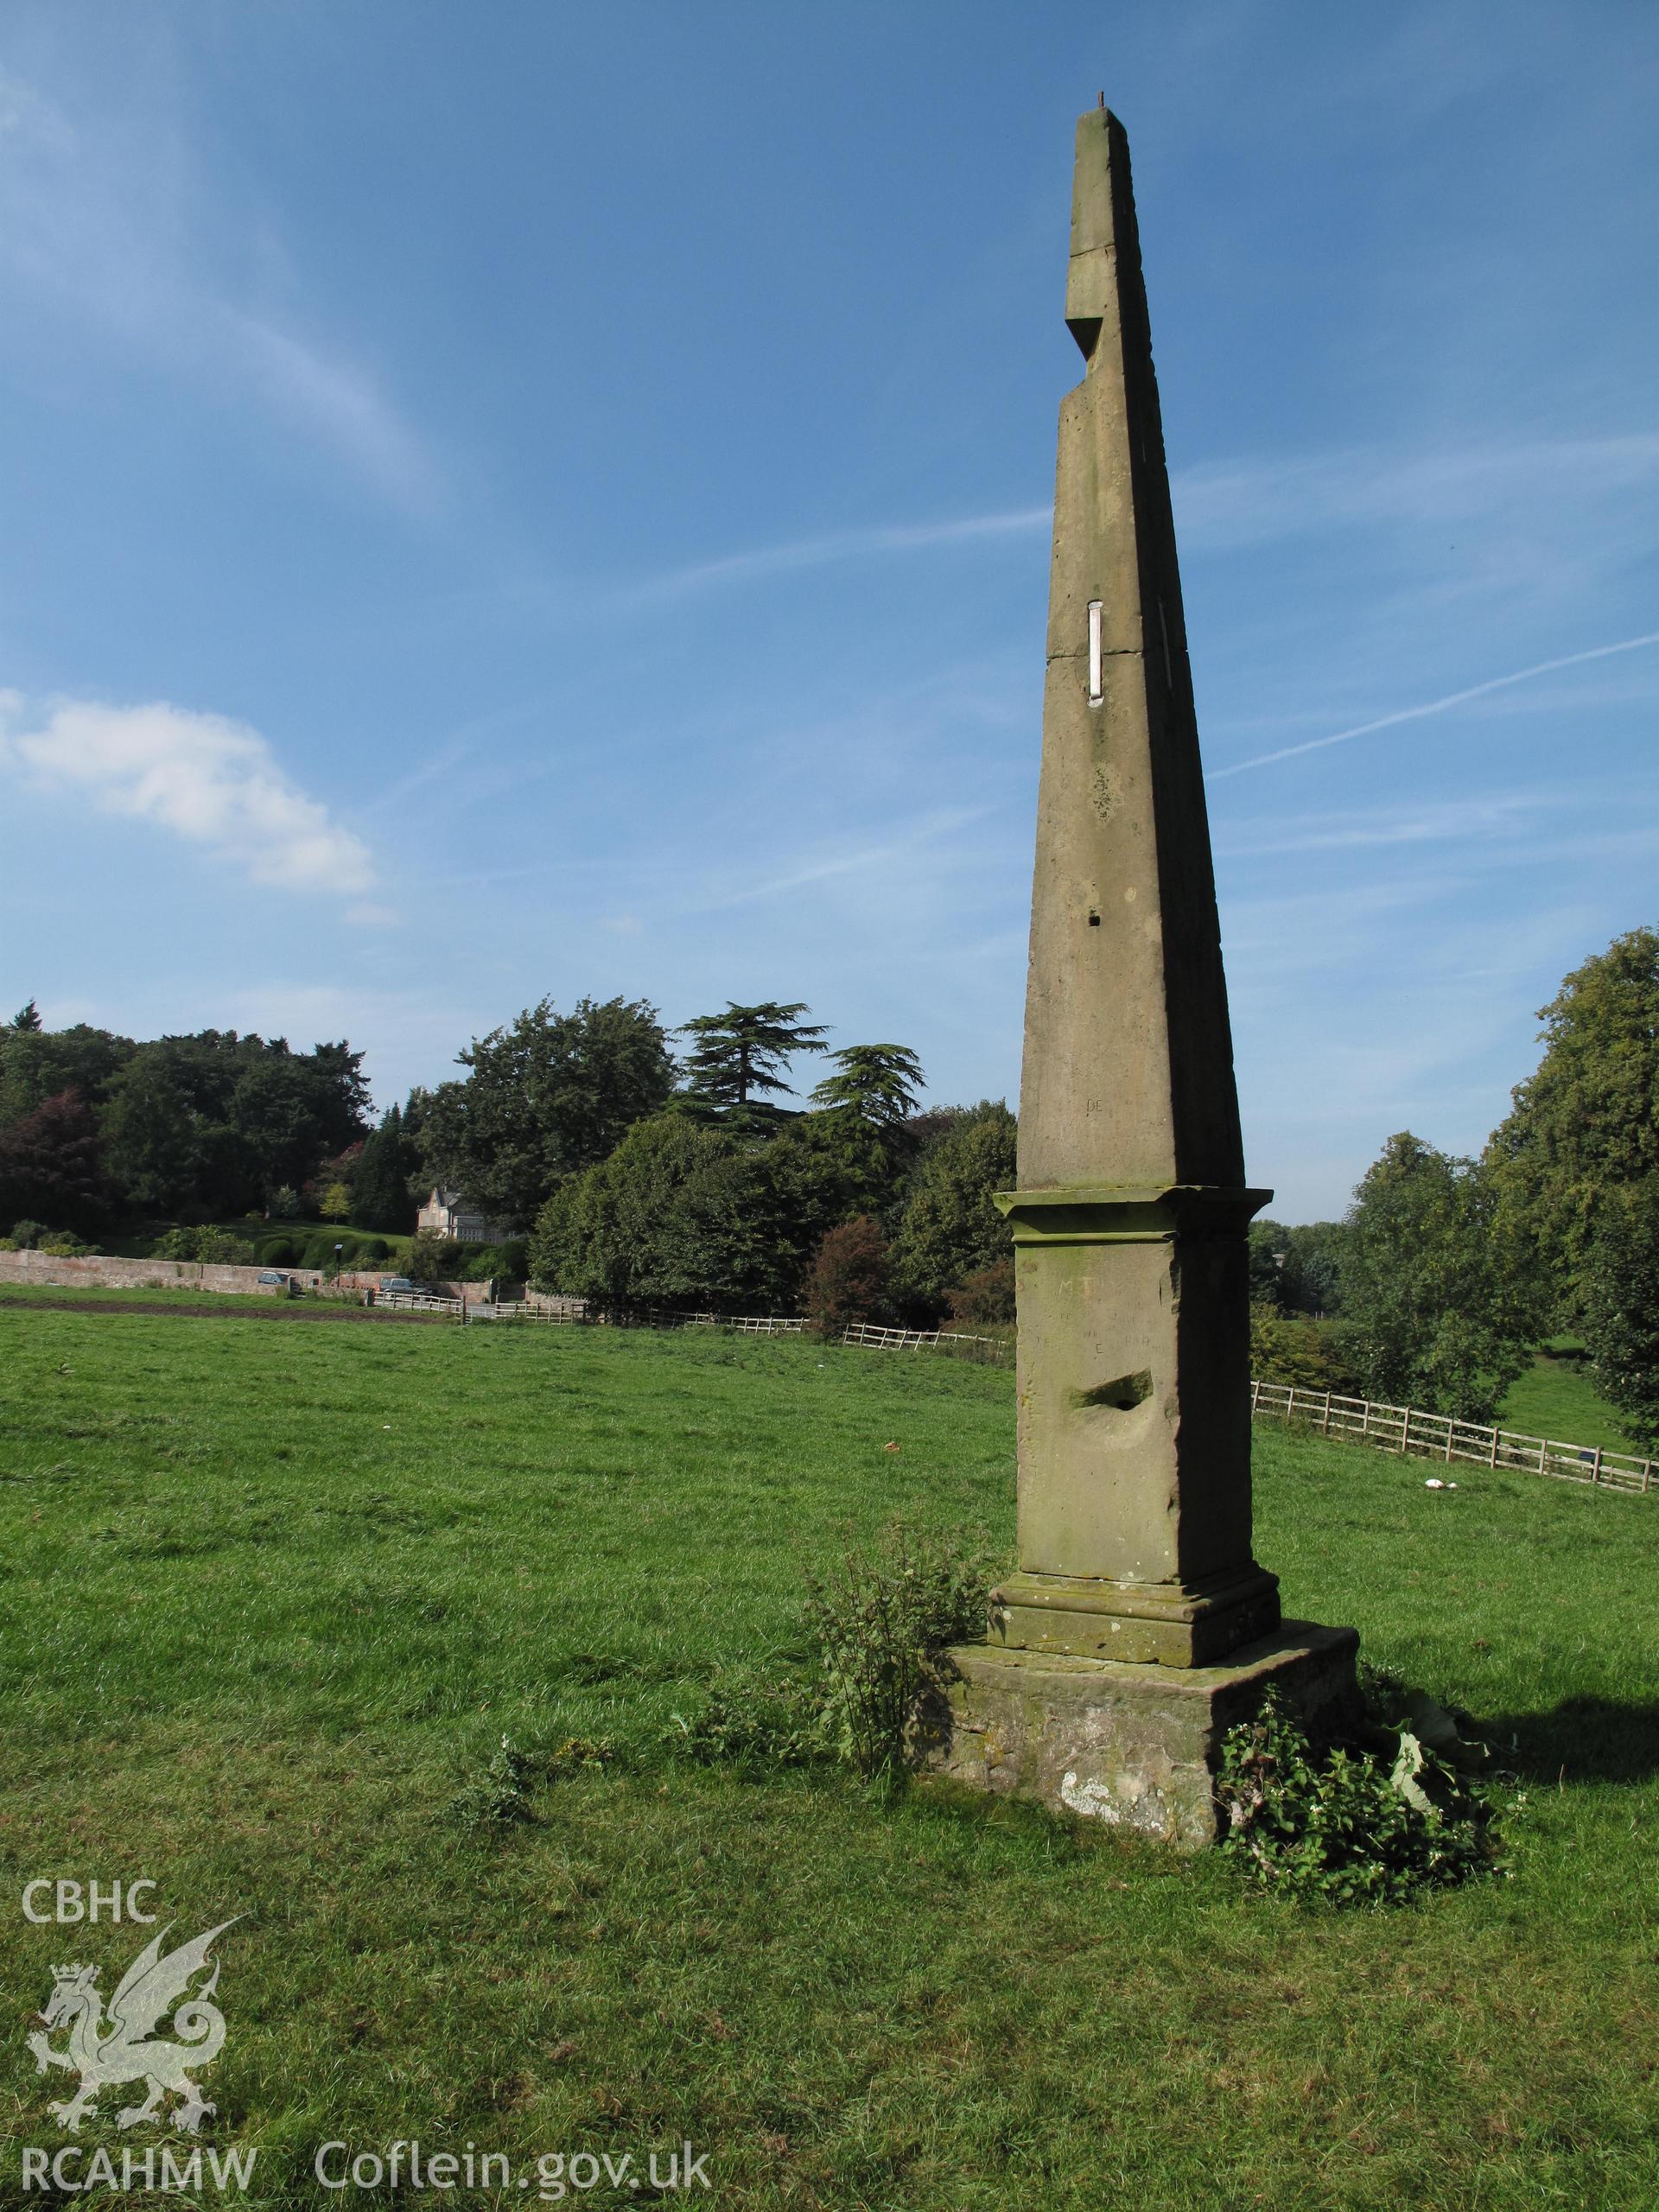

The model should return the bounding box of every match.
[416,1187,503,1244]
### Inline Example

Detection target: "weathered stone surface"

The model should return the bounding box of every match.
[996,1185,1273,1632]
[0,1250,494,1303]
[932,1624,1363,1849]
[942,115,1362,1830]
[989,1559,1281,1669]
[1020,112,1240,1196]
[908,105,1369,1829]
[988,107,1295,1672]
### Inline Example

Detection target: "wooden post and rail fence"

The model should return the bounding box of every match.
[393,1290,1651,1499]
[1247,1376,1653,1495]
[10,1255,1644,1493]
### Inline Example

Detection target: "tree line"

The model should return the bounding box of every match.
[0,1002,369,1240]
[1248,927,1659,1451]
[0,994,1016,1324]
[408,997,1014,1324]
[7,925,1656,1443]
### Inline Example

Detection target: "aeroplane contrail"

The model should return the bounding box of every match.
[1205,629,1659,781]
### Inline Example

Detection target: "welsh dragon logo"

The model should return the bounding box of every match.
[29,1920,238,2134]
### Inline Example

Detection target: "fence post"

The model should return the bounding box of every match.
[1360,1399,1370,1439]
[1251,1378,1260,1414]
[1321,1391,1332,1434]
[1538,1437,1548,1477]
[1285,1386,1295,1426]
[1592,1446,1603,1485]
[1401,1406,1411,1457]
[1490,1426,1499,1468]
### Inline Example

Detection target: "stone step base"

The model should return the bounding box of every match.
[928,1620,1361,1850]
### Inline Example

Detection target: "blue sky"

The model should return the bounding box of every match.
[1,4,1655,1221]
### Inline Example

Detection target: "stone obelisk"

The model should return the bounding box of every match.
[937,107,1357,1845]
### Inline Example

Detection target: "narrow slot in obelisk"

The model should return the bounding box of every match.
[933,106,1358,1846]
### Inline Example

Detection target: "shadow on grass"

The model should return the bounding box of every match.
[1485,1695,1659,1783]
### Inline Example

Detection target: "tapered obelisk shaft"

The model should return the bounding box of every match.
[992,108,1278,1666]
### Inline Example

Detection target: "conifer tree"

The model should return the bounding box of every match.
[809,1044,925,1129]
[676,1002,829,1133]
[352,1103,422,1232]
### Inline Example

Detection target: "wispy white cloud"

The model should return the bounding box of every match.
[1218,783,1659,866]
[0,695,376,898]
[362,730,479,819]
[638,507,1051,601]
[1173,435,1659,554]
[1208,631,1659,782]
[218,312,434,509]
[0,67,434,506]
[683,804,995,916]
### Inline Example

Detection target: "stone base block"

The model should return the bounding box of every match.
[991,1563,1282,1667]
[929,1620,1361,1850]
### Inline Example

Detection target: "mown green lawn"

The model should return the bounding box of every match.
[1,1299,1656,2209]
[1498,1348,1637,1458]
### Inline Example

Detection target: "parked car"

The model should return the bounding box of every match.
[257,1269,302,1298]
[378,1275,414,1294]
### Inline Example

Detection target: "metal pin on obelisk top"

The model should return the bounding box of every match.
[931,108,1359,1847]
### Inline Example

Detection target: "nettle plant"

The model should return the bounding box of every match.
[448,1735,537,1830]
[1216,1673,1510,1907]
[668,1663,826,1775]
[803,1522,990,1784]
[671,1523,991,1789]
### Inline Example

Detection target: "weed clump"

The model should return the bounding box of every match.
[667,1665,826,1773]
[447,1735,537,1829]
[669,1522,991,1788]
[448,1732,618,1829]
[1217,1680,1510,1907]
[546,1735,615,1776]
[804,1522,989,1783]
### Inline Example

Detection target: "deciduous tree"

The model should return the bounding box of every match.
[889,1101,1017,1319]
[1484,926,1659,1321]
[0,1022,135,1128]
[99,1054,202,1214]
[1248,1218,1289,1307]
[1279,1222,1350,1319]
[945,1262,1015,1325]
[804,1217,892,1334]
[0,1089,110,1231]
[422,997,675,1229]
[1582,1179,1659,1452]
[1341,1132,1541,1421]
[530,1116,795,1317]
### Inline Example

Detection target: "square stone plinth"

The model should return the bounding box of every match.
[930,1620,1360,1850]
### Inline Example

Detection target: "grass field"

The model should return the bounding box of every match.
[1498,1348,1634,1456]
[1,1300,1656,2209]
